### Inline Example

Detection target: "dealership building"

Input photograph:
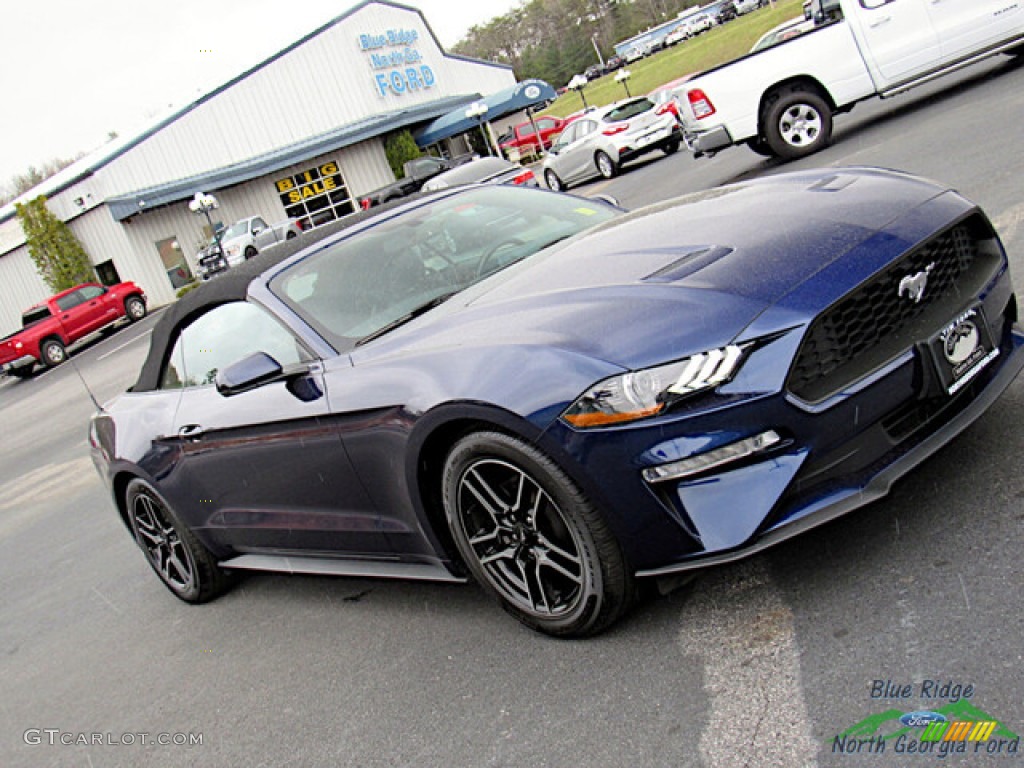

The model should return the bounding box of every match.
[0,0,519,334]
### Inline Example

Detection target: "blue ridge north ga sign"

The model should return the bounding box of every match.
[358,28,436,97]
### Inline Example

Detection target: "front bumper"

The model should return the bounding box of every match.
[637,320,1024,576]
[543,257,1022,577]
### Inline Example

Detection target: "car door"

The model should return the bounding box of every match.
[853,0,942,86]
[547,122,580,180]
[924,0,1020,61]
[54,288,107,339]
[251,216,273,250]
[159,300,383,556]
[567,119,602,183]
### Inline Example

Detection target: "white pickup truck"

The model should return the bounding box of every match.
[219,215,303,266]
[680,0,1023,160]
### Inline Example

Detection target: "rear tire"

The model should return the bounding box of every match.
[762,87,832,160]
[595,151,618,179]
[40,339,67,368]
[442,431,634,637]
[126,479,234,603]
[663,138,680,155]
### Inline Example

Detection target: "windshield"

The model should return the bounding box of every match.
[604,98,655,122]
[269,186,619,350]
[222,222,248,239]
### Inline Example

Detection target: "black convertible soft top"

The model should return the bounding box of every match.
[133,195,426,392]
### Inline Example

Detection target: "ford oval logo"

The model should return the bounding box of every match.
[900,711,947,728]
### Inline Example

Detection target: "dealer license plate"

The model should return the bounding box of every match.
[928,307,998,396]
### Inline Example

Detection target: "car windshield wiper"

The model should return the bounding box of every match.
[355,291,459,346]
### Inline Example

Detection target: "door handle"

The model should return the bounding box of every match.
[178,424,206,440]
[869,15,892,27]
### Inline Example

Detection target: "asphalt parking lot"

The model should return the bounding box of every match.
[1,56,1022,768]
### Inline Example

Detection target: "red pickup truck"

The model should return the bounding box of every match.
[0,282,147,377]
[499,116,568,155]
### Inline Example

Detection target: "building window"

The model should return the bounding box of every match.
[156,236,194,289]
[273,160,355,230]
[95,260,122,286]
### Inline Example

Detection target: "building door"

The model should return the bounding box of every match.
[156,236,194,289]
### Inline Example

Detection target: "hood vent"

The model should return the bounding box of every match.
[643,245,734,283]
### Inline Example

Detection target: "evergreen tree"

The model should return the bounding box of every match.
[384,131,423,179]
[15,196,95,292]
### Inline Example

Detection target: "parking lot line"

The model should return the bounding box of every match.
[97,330,151,361]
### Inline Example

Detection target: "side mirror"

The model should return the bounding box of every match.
[216,352,284,396]
[252,225,264,235]
[216,352,319,400]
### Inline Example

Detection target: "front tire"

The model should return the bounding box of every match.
[126,479,234,603]
[762,87,832,160]
[40,339,67,368]
[124,295,147,322]
[595,151,618,179]
[544,169,564,192]
[442,431,634,637]
[244,246,257,260]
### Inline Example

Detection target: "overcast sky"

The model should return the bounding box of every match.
[0,0,519,190]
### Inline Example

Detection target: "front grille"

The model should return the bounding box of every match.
[788,216,1002,402]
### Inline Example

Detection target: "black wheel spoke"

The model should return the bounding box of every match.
[456,458,585,619]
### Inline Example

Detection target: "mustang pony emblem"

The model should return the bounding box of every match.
[898,263,935,303]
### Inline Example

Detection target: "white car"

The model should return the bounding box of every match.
[541,97,682,191]
[735,0,762,14]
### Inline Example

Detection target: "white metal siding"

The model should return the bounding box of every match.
[96,3,513,197]
[0,246,50,337]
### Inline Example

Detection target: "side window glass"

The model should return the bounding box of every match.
[160,302,311,389]
[252,217,267,230]
[79,285,105,300]
[55,292,83,311]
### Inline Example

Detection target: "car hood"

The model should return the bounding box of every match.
[354,168,952,371]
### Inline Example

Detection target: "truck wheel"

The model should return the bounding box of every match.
[763,87,832,160]
[595,151,618,179]
[41,339,67,368]
[124,296,147,322]
[244,246,257,260]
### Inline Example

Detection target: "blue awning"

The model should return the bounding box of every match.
[415,79,557,147]
[107,94,481,221]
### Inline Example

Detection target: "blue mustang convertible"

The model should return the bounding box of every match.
[90,169,1024,636]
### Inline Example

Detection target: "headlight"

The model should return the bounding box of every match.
[226,244,240,258]
[562,344,748,428]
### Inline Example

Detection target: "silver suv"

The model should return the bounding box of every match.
[542,98,682,191]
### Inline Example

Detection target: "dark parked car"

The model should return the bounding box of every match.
[91,172,1024,637]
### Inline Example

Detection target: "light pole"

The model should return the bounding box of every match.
[188,192,222,260]
[465,101,493,156]
[568,74,589,110]
[615,69,632,98]
[590,33,605,69]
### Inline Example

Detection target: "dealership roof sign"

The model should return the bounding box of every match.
[359,27,436,98]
